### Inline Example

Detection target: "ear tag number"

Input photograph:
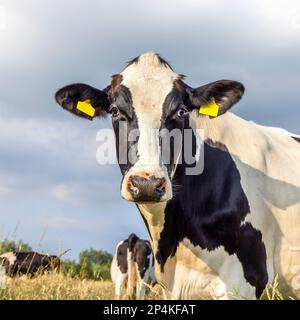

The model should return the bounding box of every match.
[199,97,219,117]
[76,100,95,118]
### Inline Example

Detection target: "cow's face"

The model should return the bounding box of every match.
[55,52,244,203]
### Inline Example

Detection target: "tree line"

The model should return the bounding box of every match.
[0,239,112,281]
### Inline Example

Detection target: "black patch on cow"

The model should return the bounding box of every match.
[133,240,152,279]
[292,136,300,144]
[236,222,268,298]
[112,85,140,176]
[126,53,174,71]
[128,233,139,251]
[156,140,268,298]
[116,241,129,274]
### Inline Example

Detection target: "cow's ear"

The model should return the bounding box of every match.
[55,83,111,120]
[186,80,244,117]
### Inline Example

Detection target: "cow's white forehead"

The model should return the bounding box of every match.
[120,52,179,125]
[119,53,176,202]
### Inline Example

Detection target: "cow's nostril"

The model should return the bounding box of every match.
[130,176,140,187]
[155,178,166,195]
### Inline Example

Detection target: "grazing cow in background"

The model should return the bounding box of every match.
[55,52,300,299]
[111,233,155,299]
[0,252,61,277]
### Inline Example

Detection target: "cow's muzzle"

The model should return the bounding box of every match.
[127,173,167,202]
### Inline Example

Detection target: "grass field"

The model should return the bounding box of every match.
[0,271,290,300]
[0,272,163,300]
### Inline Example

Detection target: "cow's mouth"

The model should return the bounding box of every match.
[120,165,173,203]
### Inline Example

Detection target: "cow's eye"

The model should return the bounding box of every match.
[177,107,188,118]
[111,106,120,118]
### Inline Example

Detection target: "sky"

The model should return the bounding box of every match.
[0,0,299,260]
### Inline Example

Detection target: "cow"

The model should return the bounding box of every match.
[111,233,156,299]
[0,252,61,277]
[55,52,300,299]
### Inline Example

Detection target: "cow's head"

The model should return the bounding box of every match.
[55,52,244,203]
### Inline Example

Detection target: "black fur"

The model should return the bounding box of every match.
[1,252,60,277]
[292,136,300,143]
[116,240,129,274]
[156,140,268,298]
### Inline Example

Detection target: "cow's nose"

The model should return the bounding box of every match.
[127,174,166,202]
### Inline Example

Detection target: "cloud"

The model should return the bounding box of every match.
[35,215,106,232]
[50,184,79,206]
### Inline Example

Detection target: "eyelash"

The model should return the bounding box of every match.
[110,105,188,120]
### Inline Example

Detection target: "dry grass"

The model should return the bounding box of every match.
[0,272,163,300]
[0,272,293,300]
[0,273,115,300]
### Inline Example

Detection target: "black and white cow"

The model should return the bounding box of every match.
[55,52,300,299]
[111,233,155,299]
[0,252,60,277]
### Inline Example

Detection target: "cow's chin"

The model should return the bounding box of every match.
[121,194,173,204]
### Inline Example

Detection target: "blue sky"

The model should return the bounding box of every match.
[0,0,299,260]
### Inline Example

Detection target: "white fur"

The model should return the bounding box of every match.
[0,252,16,265]
[120,53,179,201]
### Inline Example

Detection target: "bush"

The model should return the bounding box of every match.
[61,259,111,281]
[79,248,112,265]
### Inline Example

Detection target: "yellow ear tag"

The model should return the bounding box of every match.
[76,100,95,118]
[199,97,220,117]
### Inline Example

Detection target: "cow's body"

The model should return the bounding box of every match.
[0,252,60,277]
[111,234,156,299]
[139,112,300,299]
[55,52,300,299]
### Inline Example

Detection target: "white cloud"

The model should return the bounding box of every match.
[50,184,78,205]
[36,215,113,232]
[0,114,98,161]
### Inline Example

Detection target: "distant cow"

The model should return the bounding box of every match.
[111,233,156,299]
[0,252,61,277]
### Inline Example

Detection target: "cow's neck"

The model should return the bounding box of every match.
[190,111,249,159]
[137,202,166,252]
